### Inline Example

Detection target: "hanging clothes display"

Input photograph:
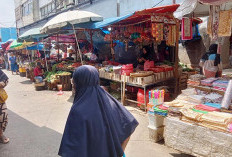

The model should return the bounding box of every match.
[218,10,232,37]
[181,17,192,40]
[152,23,164,42]
[207,16,212,36]
[211,5,220,41]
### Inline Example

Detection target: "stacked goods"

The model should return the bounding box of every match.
[148,90,165,106]
[179,72,188,91]
[212,80,229,91]
[188,74,205,86]
[201,77,218,86]
[180,108,232,133]
[121,64,133,76]
[137,89,149,109]
[45,71,71,90]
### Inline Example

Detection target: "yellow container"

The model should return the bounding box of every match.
[19,67,26,73]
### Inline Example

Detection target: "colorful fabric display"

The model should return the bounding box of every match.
[152,23,164,42]
[211,5,220,41]
[201,77,218,86]
[192,108,209,114]
[204,92,223,104]
[204,102,221,109]
[181,17,192,40]
[218,10,232,37]
[158,104,168,110]
[195,104,220,112]
[154,107,168,117]
[212,80,229,91]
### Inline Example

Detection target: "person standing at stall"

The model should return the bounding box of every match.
[9,53,19,75]
[0,69,9,144]
[199,44,222,78]
[58,65,138,157]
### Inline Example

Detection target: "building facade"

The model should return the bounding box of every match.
[14,0,183,35]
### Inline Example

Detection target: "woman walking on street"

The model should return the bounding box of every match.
[59,65,138,157]
[0,69,9,144]
[9,53,19,75]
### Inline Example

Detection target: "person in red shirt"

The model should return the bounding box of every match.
[34,62,44,83]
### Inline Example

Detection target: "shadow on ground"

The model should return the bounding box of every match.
[67,95,74,103]
[19,80,33,85]
[0,110,62,157]
[170,153,195,157]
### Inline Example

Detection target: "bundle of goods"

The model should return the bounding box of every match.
[121,64,133,76]
[194,104,220,112]
[212,79,229,91]
[67,62,81,71]
[45,71,71,90]
[154,106,168,117]
[201,77,218,86]
[148,90,165,106]
[188,74,206,86]
[204,92,223,104]
[137,89,149,109]
[180,106,232,133]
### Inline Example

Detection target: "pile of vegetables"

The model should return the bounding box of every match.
[44,71,71,83]
[179,62,195,72]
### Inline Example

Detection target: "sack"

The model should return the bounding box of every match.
[0,88,8,103]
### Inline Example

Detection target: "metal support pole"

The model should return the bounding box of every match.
[144,86,147,112]
[117,0,120,17]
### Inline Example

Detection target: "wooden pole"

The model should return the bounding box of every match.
[174,19,180,95]
[72,24,83,65]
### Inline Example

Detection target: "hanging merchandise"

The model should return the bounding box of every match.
[181,17,192,40]
[166,25,176,46]
[218,10,232,37]
[207,16,212,36]
[152,23,164,42]
[211,5,220,41]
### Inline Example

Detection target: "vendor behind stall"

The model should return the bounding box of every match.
[65,53,74,61]
[199,44,222,78]
[34,62,44,83]
[134,46,152,68]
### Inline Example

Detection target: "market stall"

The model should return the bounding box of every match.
[95,4,180,111]
[147,1,232,156]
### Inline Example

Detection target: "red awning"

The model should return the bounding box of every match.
[115,4,180,25]
[134,4,180,15]
[198,0,231,5]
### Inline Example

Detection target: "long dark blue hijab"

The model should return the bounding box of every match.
[0,69,8,82]
[59,65,138,157]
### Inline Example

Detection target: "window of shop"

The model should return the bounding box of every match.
[22,0,33,16]
[40,2,56,19]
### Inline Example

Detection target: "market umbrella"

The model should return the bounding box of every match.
[1,39,14,50]
[18,27,48,42]
[40,10,103,33]
[10,40,23,49]
[41,10,103,65]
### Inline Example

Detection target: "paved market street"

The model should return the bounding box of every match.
[0,70,191,157]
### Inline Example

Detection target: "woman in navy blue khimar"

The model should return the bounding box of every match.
[58,65,138,157]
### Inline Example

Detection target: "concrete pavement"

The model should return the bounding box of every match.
[0,70,191,157]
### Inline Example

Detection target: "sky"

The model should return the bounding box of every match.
[0,0,16,27]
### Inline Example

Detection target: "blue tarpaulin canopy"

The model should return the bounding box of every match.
[26,43,44,50]
[68,13,134,30]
